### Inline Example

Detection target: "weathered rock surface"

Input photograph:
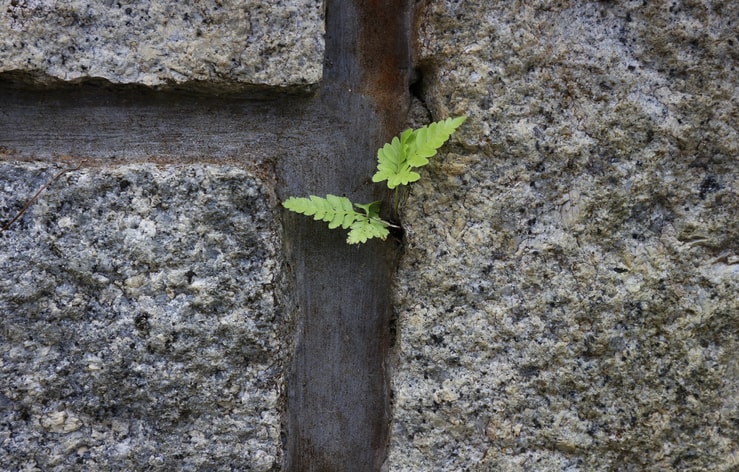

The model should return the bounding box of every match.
[1,0,324,88]
[0,163,284,471]
[388,1,738,470]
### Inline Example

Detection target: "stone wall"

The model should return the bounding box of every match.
[1,0,736,471]
[387,1,737,470]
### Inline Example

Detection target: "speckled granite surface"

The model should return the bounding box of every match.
[1,0,324,88]
[0,163,284,471]
[387,1,738,470]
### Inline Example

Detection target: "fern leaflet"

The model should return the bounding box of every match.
[282,194,360,229]
[372,115,466,189]
[371,130,420,189]
[347,219,390,244]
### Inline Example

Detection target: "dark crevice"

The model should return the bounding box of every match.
[409,66,425,103]
[280,1,413,470]
[406,63,434,133]
[408,63,435,122]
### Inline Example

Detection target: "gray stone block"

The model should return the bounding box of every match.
[1,0,324,89]
[388,1,738,470]
[0,163,285,471]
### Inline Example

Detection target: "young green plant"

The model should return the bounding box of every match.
[283,116,466,244]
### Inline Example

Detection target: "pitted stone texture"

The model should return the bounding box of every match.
[389,1,738,471]
[1,0,324,88]
[0,163,284,471]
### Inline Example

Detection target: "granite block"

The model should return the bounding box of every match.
[0,162,285,471]
[1,0,324,89]
[388,1,738,470]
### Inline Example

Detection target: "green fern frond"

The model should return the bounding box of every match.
[283,196,391,244]
[347,200,390,244]
[282,194,360,229]
[371,131,420,189]
[406,116,467,167]
[347,219,390,244]
[372,116,466,189]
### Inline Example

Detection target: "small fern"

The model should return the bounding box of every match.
[283,116,466,244]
